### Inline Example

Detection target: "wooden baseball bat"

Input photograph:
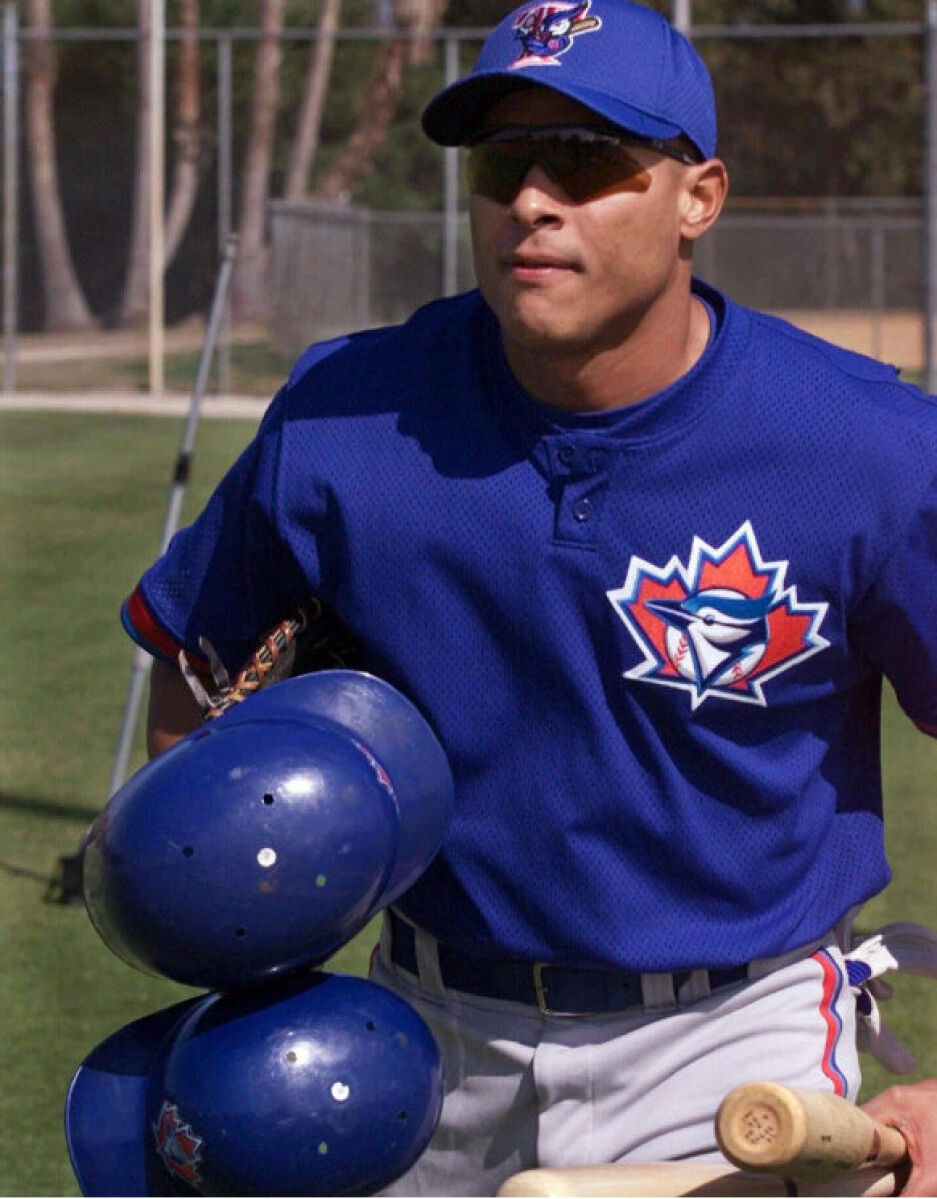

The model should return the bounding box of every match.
[497,1161,899,1196]
[716,1082,908,1181]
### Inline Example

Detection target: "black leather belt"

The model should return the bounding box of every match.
[387,910,750,1015]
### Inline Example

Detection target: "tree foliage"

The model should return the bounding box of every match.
[11,0,929,332]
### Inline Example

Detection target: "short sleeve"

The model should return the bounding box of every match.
[850,470,937,734]
[121,390,314,671]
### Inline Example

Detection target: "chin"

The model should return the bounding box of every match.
[488,292,583,350]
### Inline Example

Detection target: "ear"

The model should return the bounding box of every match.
[679,158,728,243]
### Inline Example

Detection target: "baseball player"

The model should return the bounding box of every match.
[125,1,937,1194]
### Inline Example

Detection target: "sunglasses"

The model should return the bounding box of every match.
[465,124,701,205]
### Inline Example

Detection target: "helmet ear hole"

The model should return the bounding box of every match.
[263,793,275,805]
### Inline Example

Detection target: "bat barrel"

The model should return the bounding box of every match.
[716,1082,908,1180]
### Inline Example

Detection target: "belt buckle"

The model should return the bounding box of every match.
[533,963,590,1017]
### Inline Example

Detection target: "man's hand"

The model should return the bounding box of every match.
[861,1080,937,1196]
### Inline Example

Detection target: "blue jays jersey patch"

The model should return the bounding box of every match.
[510,1,601,68]
[607,522,829,710]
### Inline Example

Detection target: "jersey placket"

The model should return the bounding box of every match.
[545,437,615,547]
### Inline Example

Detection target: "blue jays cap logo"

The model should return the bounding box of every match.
[153,1100,204,1186]
[511,0,601,68]
[607,522,829,710]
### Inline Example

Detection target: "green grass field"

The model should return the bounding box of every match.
[15,342,297,397]
[2,409,936,1194]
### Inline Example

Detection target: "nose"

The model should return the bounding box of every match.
[509,162,565,227]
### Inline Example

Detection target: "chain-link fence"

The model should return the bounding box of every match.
[1,10,935,392]
[270,197,926,370]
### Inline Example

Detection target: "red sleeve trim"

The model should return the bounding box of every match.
[914,719,937,738]
[121,587,210,672]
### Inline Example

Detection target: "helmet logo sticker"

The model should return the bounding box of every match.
[153,1100,204,1186]
[511,1,601,68]
[607,521,829,710]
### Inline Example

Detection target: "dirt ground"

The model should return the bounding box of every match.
[0,310,927,409]
[771,309,924,373]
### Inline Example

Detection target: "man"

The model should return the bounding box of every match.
[125,1,937,1193]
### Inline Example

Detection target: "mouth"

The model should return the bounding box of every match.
[503,251,580,281]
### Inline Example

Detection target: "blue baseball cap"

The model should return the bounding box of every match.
[421,0,716,160]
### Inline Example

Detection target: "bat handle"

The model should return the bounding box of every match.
[716,1082,908,1179]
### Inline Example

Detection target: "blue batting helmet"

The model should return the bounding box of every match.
[82,671,453,989]
[65,972,444,1196]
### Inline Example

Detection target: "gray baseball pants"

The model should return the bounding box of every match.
[372,919,859,1197]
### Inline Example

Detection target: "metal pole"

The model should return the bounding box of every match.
[108,235,240,796]
[442,35,459,297]
[149,0,166,398]
[926,1,937,393]
[672,0,692,34]
[870,224,885,363]
[3,4,17,395]
[217,35,233,395]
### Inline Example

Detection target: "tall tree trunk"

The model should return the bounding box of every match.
[232,0,284,321]
[119,0,152,326]
[164,0,201,265]
[395,0,442,65]
[284,0,341,201]
[312,38,407,203]
[312,0,443,203]
[23,0,96,331]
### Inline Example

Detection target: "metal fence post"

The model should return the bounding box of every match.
[217,34,233,394]
[926,1,937,392]
[870,224,885,362]
[3,3,17,395]
[672,0,692,34]
[148,0,166,398]
[442,34,460,297]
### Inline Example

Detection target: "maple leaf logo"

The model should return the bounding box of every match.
[607,521,829,710]
[152,1100,204,1187]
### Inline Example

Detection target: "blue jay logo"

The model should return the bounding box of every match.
[607,522,829,710]
[511,1,601,68]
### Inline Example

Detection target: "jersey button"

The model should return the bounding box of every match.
[572,497,593,522]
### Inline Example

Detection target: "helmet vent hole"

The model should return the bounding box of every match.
[286,1050,298,1063]
[366,1021,376,1031]
[182,846,195,858]
[397,1110,408,1121]
[263,793,275,805]
[234,927,247,938]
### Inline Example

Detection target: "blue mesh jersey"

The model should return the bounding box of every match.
[123,280,937,973]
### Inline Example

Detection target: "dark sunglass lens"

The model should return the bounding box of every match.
[466,144,531,204]
[466,134,650,204]
[564,145,643,200]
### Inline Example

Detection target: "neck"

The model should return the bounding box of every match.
[501,289,711,414]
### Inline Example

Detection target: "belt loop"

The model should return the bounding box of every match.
[676,969,712,1005]
[640,972,677,1012]
[748,934,829,982]
[414,924,447,1000]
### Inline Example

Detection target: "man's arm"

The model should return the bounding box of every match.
[146,658,204,758]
